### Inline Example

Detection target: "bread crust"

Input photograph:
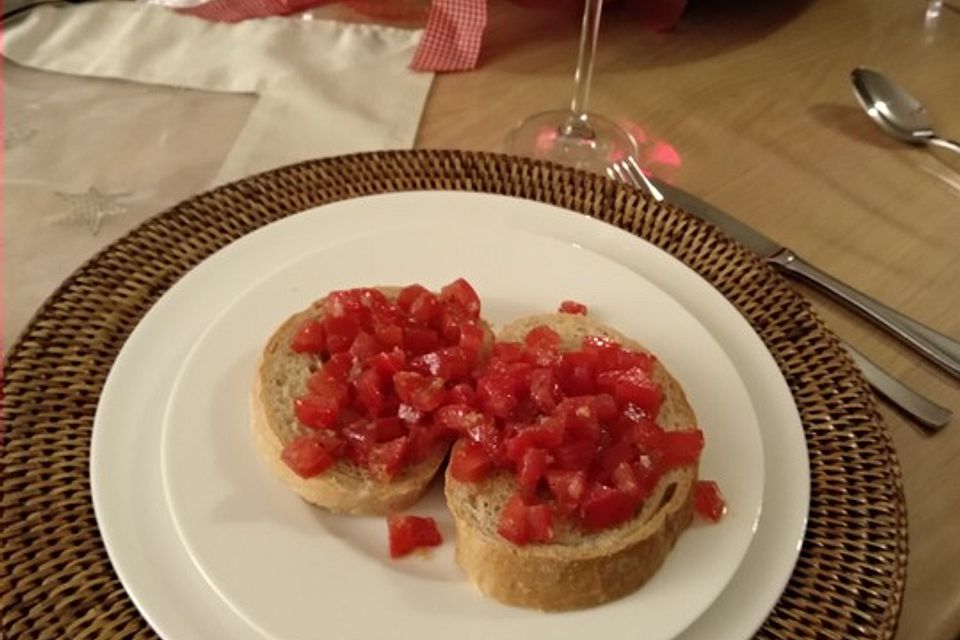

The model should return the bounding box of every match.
[444,314,698,610]
[251,288,451,516]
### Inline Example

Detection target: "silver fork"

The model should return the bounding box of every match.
[609,157,952,431]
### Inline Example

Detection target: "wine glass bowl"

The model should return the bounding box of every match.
[505,0,638,174]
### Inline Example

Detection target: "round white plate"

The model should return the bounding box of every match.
[160,223,763,640]
[92,191,809,640]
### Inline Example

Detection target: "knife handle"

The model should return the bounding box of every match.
[845,345,951,430]
[769,249,960,379]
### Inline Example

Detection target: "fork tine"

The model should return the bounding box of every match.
[624,156,665,202]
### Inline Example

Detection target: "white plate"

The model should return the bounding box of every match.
[92,191,808,640]
[160,223,763,640]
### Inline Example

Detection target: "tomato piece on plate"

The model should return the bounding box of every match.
[281,436,334,478]
[497,494,554,545]
[558,300,588,315]
[580,484,637,531]
[294,394,340,430]
[440,278,481,317]
[290,318,326,353]
[387,514,443,558]
[449,441,493,482]
[694,480,726,522]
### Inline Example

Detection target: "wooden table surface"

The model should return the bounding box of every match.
[418,1,960,638]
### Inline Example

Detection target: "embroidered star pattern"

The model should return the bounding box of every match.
[52,187,131,236]
[2,124,37,151]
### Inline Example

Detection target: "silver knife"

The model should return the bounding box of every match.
[652,179,960,380]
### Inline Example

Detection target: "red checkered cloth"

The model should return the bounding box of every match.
[177,0,335,23]
[410,0,486,72]
[175,0,487,72]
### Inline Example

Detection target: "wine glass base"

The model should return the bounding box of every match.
[505,110,638,175]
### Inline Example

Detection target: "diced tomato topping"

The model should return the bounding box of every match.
[558,300,588,315]
[497,494,554,545]
[694,480,726,522]
[440,278,481,317]
[387,514,443,558]
[294,394,340,430]
[291,318,326,353]
[449,441,493,482]
[284,284,714,537]
[281,436,334,478]
[580,484,637,531]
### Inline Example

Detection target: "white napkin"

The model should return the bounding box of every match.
[2,2,433,344]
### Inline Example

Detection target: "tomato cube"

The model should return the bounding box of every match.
[492,342,525,363]
[294,394,340,430]
[306,370,349,406]
[355,369,386,416]
[393,371,446,412]
[558,352,597,396]
[545,470,587,512]
[694,480,726,522]
[403,325,442,355]
[397,284,432,312]
[409,347,470,382]
[349,331,382,360]
[552,440,596,470]
[529,368,559,413]
[440,278,481,317]
[446,383,478,407]
[368,436,410,482]
[369,347,406,377]
[497,494,553,546]
[660,429,705,468]
[580,484,637,531]
[449,441,493,482]
[518,448,549,501]
[281,436,334,478]
[323,315,360,353]
[387,514,443,558]
[322,352,355,381]
[596,367,662,416]
[290,318,326,353]
[558,300,588,315]
[477,373,518,419]
[408,290,441,324]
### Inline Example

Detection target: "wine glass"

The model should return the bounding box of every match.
[505,0,638,175]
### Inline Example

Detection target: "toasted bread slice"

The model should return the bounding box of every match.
[445,313,697,610]
[252,287,491,516]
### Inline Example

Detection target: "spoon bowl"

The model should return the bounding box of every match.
[851,67,960,154]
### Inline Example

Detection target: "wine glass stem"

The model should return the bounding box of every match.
[564,0,604,139]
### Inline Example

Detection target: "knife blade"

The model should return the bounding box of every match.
[651,179,960,380]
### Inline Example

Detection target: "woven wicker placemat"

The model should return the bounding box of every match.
[1,150,907,639]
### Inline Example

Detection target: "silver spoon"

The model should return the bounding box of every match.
[851,67,960,155]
